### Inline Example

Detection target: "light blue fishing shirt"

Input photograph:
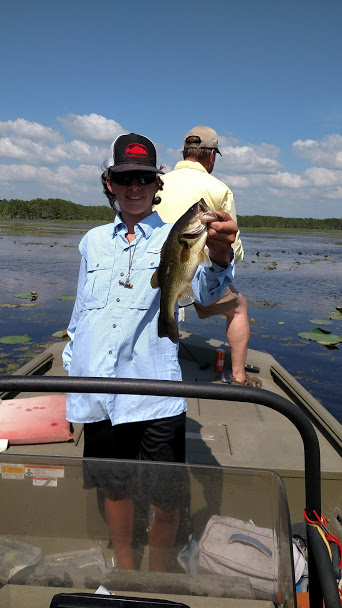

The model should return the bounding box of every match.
[63,211,235,426]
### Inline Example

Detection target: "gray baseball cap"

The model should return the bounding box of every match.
[183,126,222,155]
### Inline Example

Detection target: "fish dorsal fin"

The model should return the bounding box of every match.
[178,285,195,308]
[150,269,159,289]
[198,249,211,266]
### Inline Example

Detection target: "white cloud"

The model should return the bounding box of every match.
[58,113,126,143]
[304,167,342,187]
[0,136,108,166]
[215,143,280,174]
[268,172,305,188]
[293,134,342,169]
[0,164,49,182]
[0,119,62,143]
[325,187,342,200]
[219,174,250,189]
[0,162,101,187]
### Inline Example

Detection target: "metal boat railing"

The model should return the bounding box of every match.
[0,375,340,608]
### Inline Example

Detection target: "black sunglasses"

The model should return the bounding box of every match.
[110,171,157,186]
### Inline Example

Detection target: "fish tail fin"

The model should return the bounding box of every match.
[158,314,179,344]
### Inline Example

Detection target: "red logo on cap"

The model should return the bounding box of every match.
[125,143,148,158]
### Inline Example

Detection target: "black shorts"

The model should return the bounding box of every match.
[82,413,187,510]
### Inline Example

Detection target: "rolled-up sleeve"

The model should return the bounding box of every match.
[191,251,235,307]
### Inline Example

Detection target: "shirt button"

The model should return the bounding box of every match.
[109,350,112,355]
[120,272,124,276]
[151,262,154,266]
[210,267,215,272]
[112,324,116,328]
[96,264,99,267]
[116,298,120,302]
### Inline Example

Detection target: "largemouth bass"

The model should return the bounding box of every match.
[151,199,218,344]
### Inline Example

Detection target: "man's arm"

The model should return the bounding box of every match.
[190,211,236,307]
[206,210,238,268]
[220,189,244,263]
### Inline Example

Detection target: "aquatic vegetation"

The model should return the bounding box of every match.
[14,292,38,300]
[0,302,40,308]
[309,319,332,325]
[298,328,342,347]
[4,363,18,373]
[14,293,35,299]
[52,330,68,338]
[58,295,76,301]
[0,334,32,345]
[323,311,342,321]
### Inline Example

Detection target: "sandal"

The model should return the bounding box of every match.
[231,374,262,388]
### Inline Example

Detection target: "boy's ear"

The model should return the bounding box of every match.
[106,176,115,194]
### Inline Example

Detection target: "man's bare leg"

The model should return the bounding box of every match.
[105,496,135,570]
[148,504,179,572]
[224,293,250,383]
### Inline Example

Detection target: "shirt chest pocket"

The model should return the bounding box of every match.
[83,264,112,310]
[129,251,161,310]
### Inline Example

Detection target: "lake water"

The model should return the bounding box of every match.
[0,221,341,424]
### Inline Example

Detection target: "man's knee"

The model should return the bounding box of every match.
[224,293,248,320]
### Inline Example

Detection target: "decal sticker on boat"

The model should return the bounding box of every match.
[1,463,25,479]
[32,477,58,487]
[25,465,64,478]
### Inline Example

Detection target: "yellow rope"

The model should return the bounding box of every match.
[306,521,333,561]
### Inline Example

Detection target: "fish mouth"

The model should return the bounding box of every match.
[182,223,207,239]
[182,210,218,239]
[200,210,218,222]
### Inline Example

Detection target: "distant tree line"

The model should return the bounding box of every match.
[0,198,114,221]
[237,214,342,230]
[0,199,341,229]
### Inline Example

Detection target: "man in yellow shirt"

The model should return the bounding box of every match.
[157,126,261,387]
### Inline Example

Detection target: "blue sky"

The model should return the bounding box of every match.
[1,0,341,218]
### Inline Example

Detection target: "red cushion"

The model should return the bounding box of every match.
[0,394,73,445]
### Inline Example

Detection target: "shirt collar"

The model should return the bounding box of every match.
[112,211,164,240]
[174,160,208,173]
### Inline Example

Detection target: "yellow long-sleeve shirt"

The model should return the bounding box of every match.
[157,160,244,263]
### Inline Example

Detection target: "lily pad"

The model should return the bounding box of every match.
[14,293,34,299]
[52,330,68,338]
[298,328,342,346]
[0,334,32,345]
[323,312,342,321]
[58,295,76,301]
[309,319,332,325]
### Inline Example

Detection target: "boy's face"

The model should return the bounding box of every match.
[107,172,160,222]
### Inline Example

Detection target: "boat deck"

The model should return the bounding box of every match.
[2,331,341,522]
[1,333,341,607]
